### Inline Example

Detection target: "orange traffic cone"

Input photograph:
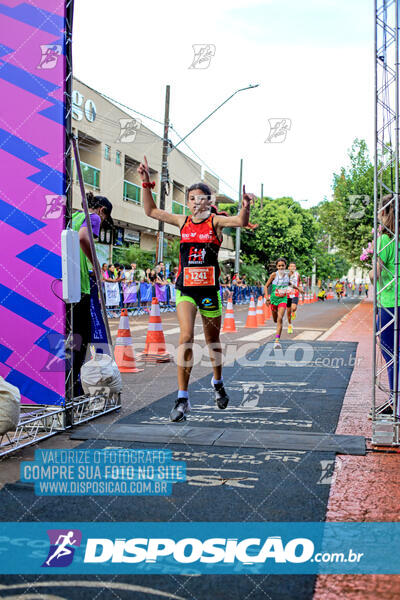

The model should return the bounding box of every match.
[222,298,237,332]
[256,296,264,327]
[245,296,258,328]
[138,298,171,363]
[114,309,143,373]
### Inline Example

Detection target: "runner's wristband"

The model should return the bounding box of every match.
[142,181,156,189]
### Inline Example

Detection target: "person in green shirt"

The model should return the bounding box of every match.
[71,191,113,397]
[370,193,400,416]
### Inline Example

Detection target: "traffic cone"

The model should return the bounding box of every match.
[256,296,264,327]
[114,309,143,373]
[222,298,237,332]
[138,298,171,363]
[313,293,317,303]
[245,296,258,328]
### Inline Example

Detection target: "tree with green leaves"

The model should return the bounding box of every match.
[318,138,374,265]
[236,197,318,276]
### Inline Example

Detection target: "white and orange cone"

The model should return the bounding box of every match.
[138,298,171,363]
[256,296,264,327]
[245,296,258,328]
[114,309,143,373]
[222,298,237,332]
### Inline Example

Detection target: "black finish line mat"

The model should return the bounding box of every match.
[71,423,365,454]
[0,341,360,600]
[116,340,359,437]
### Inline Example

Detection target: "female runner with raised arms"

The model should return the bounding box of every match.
[138,156,254,422]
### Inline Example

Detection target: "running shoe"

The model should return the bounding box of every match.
[212,379,230,409]
[274,339,282,350]
[288,324,293,334]
[169,399,191,422]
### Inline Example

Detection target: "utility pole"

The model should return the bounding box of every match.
[234,159,243,274]
[260,183,263,210]
[156,85,170,263]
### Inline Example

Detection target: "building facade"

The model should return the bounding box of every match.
[71,78,235,264]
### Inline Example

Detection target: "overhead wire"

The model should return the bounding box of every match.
[169,125,239,199]
[75,89,239,199]
[72,96,242,223]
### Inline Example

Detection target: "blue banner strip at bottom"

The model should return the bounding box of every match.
[0,522,399,574]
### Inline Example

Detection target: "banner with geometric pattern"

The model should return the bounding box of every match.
[0,0,66,405]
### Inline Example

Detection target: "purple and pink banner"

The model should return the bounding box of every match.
[0,1,67,405]
[155,283,167,302]
[122,283,137,304]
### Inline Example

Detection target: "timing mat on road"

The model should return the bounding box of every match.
[72,340,365,455]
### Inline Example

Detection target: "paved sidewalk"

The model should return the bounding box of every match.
[314,299,400,599]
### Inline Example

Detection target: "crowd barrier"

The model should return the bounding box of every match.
[103,282,265,317]
[221,285,264,305]
[104,281,176,316]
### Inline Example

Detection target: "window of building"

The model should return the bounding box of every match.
[172,181,190,215]
[80,162,100,190]
[172,201,190,215]
[116,150,121,165]
[104,145,111,160]
[123,180,141,205]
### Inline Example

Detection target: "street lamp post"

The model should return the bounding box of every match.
[171,85,259,153]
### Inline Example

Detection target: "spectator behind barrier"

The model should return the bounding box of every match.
[101,263,109,281]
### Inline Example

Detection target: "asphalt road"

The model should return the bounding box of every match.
[0,295,364,600]
[0,296,361,487]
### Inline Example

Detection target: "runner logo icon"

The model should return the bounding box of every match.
[42,529,82,567]
[188,247,206,264]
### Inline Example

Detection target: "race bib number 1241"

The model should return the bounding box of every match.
[184,266,215,286]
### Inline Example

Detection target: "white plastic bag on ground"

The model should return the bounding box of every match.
[0,376,21,434]
[80,349,122,397]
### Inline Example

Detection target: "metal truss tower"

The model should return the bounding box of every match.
[373,0,400,445]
